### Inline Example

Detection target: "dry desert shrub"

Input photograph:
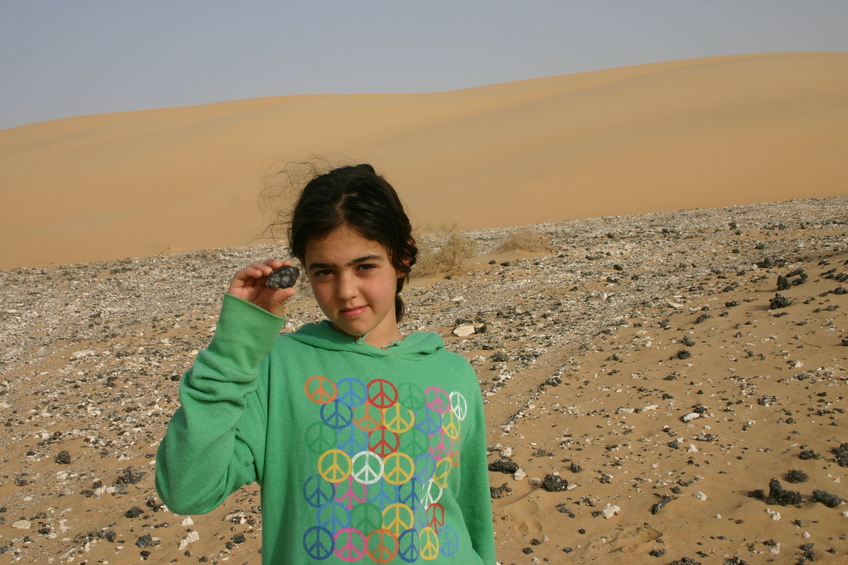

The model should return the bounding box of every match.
[495,227,550,252]
[414,224,476,276]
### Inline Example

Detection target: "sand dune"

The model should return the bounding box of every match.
[1,52,846,270]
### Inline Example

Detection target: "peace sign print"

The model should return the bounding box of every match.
[382,452,415,485]
[396,382,425,411]
[367,379,398,410]
[438,525,460,557]
[397,528,420,563]
[432,457,452,489]
[337,424,369,456]
[428,429,451,461]
[367,479,397,510]
[369,428,400,458]
[303,526,335,560]
[321,400,353,430]
[424,387,451,413]
[333,527,367,562]
[367,528,398,564]
[418,527,440,561]
[441,409,461,440]
[352,403,383,433]
[397,477,422,509]
[426,503,445,532]
[305,375,337,404]
[420,478,443,507]
[351,501,383,534]
[318,449,352,484]
[413,452,436,483]
[336,476,368,510]
[414,406,442,435]
[382,502,414,536]
[449,391,468,421]
[382,403,415,434]
[318,500,351,534]
[351,450,384,485]
[305,421,338,454]
[303,474,336,508]
[337,378,368,408]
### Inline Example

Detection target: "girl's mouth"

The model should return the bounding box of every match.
[340,306,367,318]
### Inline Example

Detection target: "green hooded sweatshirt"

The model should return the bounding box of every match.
[156,294,495,564]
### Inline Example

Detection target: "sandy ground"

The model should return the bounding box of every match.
[1,52,847,270]
[1,196,847,565]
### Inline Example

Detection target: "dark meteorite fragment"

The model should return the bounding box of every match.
[812,489,842,508]
[488,460,519,474]
[266,265,299,289]
[786,469,808,483]
[766,478,802,506]
[542,474,568,492]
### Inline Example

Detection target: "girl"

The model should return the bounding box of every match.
[155,164,496,564]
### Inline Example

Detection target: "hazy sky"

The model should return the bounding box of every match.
[2,0,847,130]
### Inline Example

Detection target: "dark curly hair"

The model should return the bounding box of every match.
[287,164,417,322]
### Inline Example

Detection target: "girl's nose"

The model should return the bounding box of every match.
[336,273,357,301]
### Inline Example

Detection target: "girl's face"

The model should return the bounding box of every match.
[303,224,404,348]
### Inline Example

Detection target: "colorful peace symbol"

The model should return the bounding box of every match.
[414,406,442,435]
[397,528,420,563]
[428,430,451,461]
[333,527,367,562]
[352,403,383,432]
[420,478,443,507]
[449,391,468,420]
[368,479,397,509]
[336,476,368,509]
[426,503,445,531]
[432,457,452,488]
[305,421,338,454]
[367,528,399,564]
[318,500,351,534]
[337,425,369,456]
[336,377,368,407]
[382,403,415,434]
[413,452,437,482]
[351,502,383,533]
[305,375,337,404]
[303,526,335,560]
[321,400,353,430]
[418,527,440,561]
[318,449,352,483]
[396,382,425,411]
[382,503,415,535]
[397,477,421,508]
[438,525,460,557]
[369,428,401,457]
[367,379,398,409]
[382,452,415,485]
[351,450,384,485]
[303,474,336,508]
[424,387,451,413]
[442,410,461,440]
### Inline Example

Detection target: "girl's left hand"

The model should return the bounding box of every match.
[227,259,297,318]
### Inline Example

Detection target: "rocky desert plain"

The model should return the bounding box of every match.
[1,196,847,565]
[1,51,848,565]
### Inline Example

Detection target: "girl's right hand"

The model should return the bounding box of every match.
[227,260,297,318]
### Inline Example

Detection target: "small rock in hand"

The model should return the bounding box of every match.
[266,265,300,289]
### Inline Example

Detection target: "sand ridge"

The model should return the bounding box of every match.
[1,51,847,270]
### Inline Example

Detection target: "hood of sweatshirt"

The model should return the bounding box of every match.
[287,320,446,360]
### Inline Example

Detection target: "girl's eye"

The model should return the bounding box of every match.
[358,264,376,272]
[313,269,334,278]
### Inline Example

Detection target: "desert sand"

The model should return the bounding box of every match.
[1,52,847,565]
[1,52,847,270]
[1,197,847,565]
